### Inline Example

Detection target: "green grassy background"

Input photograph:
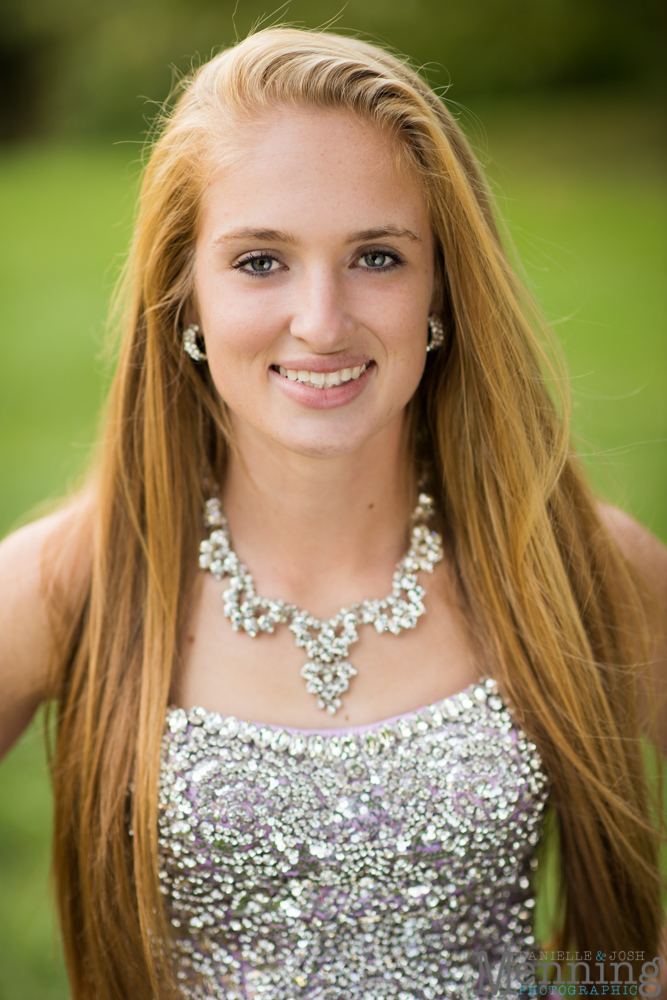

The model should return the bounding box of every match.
[0,92,665,997]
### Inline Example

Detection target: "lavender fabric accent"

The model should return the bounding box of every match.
[158,678,549,999]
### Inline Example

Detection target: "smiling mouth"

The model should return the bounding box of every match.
[271,362,372,389]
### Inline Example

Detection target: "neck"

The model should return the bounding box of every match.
[220,418,415,618]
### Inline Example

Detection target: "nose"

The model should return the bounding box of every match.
[288,267,355,353]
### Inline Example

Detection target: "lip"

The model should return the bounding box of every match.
[271,356,372,374]
[269,360,375,410]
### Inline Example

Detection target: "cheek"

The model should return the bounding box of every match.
[385,311,428,376]
[199,306,278,381]
[205,340,265,407]
[194,261,275,356]
[399,349,427,401]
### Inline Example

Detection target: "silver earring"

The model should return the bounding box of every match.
[182,324,207,362]
[426,313,444,353]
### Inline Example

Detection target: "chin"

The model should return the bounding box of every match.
[270,423,379,461]
[281,436,372,461]
[232,401,404,463]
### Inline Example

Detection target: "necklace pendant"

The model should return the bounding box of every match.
[300,658,358,715]
[200,490,443,716]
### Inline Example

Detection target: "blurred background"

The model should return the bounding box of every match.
[0,0,664,995]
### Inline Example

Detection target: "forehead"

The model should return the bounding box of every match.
[198,108,430,244]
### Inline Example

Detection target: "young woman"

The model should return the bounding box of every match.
[0,27,665,1000]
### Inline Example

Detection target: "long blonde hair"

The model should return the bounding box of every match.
[46,28,661,998]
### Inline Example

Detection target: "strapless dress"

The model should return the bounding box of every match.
[158,678,549,999]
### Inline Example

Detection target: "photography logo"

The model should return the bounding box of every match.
[474,950,663,997]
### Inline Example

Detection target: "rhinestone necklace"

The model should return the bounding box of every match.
[198,493,444,714]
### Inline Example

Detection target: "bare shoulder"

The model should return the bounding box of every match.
[598,502,667,600]
[598,503,667,749]
[0,494,93,758]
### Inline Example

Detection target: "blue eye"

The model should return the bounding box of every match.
[234,253,283,275]
[248,256,275,272]
[356,250,403,270]
[362,252,392,268]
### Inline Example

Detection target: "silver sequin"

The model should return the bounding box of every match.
[158,678,549,999]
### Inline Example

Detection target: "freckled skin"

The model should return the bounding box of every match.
[193,109,435,462]
[177,108,481,732]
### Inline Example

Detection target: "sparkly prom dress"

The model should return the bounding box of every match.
[158,678,549,1000]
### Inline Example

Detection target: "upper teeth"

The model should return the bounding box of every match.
[277,363,368,388]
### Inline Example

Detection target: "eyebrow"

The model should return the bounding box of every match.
[345,227,421,244]
[212,228,296,246]
[212,225,421,246]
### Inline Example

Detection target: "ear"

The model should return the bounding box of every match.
[179,294,201,330]
[428,239,446,315]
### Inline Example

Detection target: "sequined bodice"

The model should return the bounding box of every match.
[158,679,549,999]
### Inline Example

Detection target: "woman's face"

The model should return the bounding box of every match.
[193,108,435,460]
